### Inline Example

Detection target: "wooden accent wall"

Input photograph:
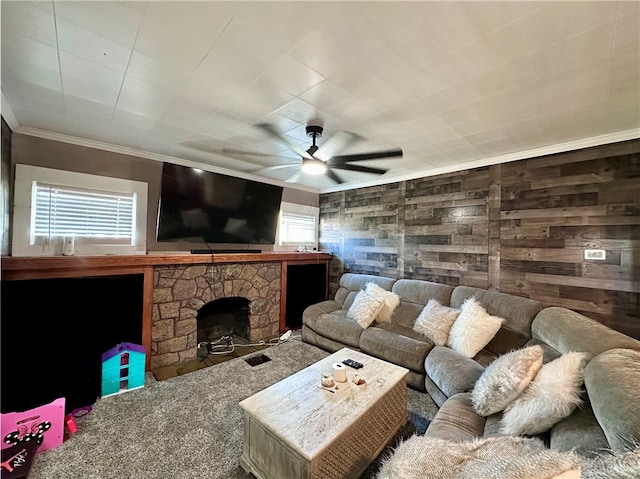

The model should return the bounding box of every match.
[319,139,640,340]
[500,141,639,339]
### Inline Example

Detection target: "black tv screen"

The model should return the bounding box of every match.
[156,162,283,245]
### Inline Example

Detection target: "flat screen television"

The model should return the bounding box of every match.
[156,162,284,246]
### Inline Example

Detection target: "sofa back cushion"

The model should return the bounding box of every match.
[391,279,454,328]
[450,286,543,355]
[334,273,396,309]
[584,348,640,451]
[531,307,640,357]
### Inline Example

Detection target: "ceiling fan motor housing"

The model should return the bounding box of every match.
[306,125,323,138]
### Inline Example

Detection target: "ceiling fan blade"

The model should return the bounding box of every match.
[285,171,303,183]
[332,164,388,175]
[245,163,300,175]
[329,148,403,163]
[325,168,344,184]
[255,123,313,160]
[222,147,295,160]
[314,131,363,161]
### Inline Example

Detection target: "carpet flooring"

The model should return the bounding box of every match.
[27,340,437,479]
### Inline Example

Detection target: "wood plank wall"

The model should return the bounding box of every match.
[319,139,640,339]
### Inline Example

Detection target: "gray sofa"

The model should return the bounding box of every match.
[302,272,640,459]
[302,273,544,391]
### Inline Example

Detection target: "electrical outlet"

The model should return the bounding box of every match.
[584,249,606,260]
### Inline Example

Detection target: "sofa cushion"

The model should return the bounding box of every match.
[425,392,486,441]
[549,396,609,458]
[448,298,503,358]
[390,279,454,328]
[584,348,640,451]
[346,290,384,328]
[313,311,365,348]
[424,346,485,398]
[472,345,544,417]
[359,323,434,371]
[413,299,460,346]
[335,273,396,309]
[501,352,588,436]
[365,282,400,323]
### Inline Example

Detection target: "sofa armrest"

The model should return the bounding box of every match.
[302,300,342,331]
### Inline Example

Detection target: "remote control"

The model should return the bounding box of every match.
[342,359,364,369]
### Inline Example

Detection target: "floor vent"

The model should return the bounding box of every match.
[245,354,272,367]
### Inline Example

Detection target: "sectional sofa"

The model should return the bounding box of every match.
[301,272,640,461]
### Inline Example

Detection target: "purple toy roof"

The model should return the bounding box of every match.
[102,342,146,362]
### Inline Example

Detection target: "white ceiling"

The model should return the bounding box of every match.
[1,1,639,193]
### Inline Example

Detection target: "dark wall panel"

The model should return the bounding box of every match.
[320,139,640,340]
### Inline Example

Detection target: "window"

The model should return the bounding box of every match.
[12,164,147,256]
[275,202,319,251]
[33,183,136,244]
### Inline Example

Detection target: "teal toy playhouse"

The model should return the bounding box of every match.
[101,342,146,398]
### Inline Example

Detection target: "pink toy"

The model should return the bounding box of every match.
[1,397,65,453]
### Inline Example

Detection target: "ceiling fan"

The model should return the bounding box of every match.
[249,123,403,184]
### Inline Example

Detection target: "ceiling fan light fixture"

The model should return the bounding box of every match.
[301,158,327,175]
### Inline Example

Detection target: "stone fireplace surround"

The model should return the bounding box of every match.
[1,252,331,371]
[152,262,281,369]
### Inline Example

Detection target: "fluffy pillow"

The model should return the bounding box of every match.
[413,299,460,346]
[500,352,588,436]
[346,290,384,328]
[365,282,400,323]
[447,297,504,358]
[472,345,544,416]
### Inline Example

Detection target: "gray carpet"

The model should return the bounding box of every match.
[28,340,437,479]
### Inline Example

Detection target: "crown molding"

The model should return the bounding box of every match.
[1,90,20,131]
[13,126,321,194]
[319,129,640,193]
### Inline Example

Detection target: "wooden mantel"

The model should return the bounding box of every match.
[1,252,332,370]
[1,252,332,280]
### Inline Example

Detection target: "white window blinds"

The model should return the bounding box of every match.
[278,211,316,246]
[33,183,136,243]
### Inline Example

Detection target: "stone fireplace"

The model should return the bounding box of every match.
[151,262,280,369]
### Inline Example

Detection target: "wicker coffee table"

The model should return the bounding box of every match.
[239,347,409,479]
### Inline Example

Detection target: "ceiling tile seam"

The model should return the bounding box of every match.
[605,4,621,108]
[172,17,238,147]
[51,0,67,120]
[412,14,523,74]
[112,2,152,133]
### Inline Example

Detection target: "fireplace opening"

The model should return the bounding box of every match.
[196,297,250,357]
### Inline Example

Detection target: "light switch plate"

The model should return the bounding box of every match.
[584,249,606,260]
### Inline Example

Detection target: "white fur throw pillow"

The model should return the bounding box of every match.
[346,290,384,328]
[365,282,400,323]
[413,299,460,346]
[472,345,544,416]
[500,351,588,436]
[447,297,504,358]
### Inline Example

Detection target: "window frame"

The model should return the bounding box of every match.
[12,164,147,256]
[274,201,319,252]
